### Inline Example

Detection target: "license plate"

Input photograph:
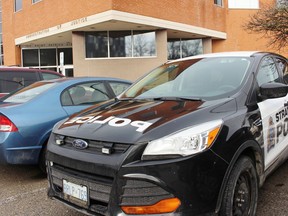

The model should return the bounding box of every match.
[63,179,88,206]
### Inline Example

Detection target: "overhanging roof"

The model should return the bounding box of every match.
[15,10,227,47]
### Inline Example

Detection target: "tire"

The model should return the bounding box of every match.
[220,156,258,216]
[38,143,47,174]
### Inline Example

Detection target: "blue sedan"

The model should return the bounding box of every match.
[0,77,131,171]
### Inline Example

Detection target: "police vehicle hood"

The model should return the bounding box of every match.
[54,98,237,144]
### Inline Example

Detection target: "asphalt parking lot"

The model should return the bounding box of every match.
[1,161,288,216]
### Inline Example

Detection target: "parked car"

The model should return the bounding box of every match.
[0,67,64,98]
[0,77,131,172]
[46,51,288,215]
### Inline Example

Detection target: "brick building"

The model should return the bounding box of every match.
[2,0,287,80]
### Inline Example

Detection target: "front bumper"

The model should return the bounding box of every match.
[46,144,228,216]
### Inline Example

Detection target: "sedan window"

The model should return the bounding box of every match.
[109,82,131,95]
[61,82,110,106]
[3,82,56,103]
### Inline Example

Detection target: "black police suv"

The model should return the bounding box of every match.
[46,51,288,215]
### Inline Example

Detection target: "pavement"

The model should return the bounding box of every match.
[1,160,288,216]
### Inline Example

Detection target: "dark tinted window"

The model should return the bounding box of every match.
[22,49,39,67]
[42,72,62,80]
[0,71,39,93]
[85,32,108,58]
[40,49,56,66]
[57,48,73,65]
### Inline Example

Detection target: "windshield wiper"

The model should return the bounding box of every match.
[152,97,204,102]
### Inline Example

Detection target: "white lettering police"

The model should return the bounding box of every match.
[64,115,152,132]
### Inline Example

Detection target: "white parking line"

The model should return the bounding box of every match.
[0,187,46,206]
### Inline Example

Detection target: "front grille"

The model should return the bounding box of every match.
[62,136,130,154]
[120,179,174,206]
[49,163,113,215]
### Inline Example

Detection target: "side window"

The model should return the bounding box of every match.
[0,71,39,93]
[256,56,280,86]
[61,82,110,106]
[109,82,131,96]
[275,57,288,84]
[90,82,110,102]
[42,72,62,80]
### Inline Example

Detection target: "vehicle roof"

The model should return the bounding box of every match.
[0,66,64,75]
[168,51,282,63]
[38,76,132,84]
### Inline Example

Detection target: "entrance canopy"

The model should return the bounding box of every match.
[15,10,226,47]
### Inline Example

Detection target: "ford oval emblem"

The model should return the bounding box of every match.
[72,139,89,150]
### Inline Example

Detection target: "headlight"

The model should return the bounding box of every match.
[54,134,65,145]
[142,120,223,160]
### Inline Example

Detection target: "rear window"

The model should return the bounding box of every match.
[3,82,56,103]
[0,71,39,93]
[42,72,63,80]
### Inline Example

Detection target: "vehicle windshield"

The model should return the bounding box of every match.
[2,82,56,103]
[121,57,251,100]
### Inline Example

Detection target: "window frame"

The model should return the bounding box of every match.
[85,30,157,59]
[167,38,203,60]
[228,0,259,9]
[14,0,23,12]
[32,0,42,4]
[214,0,223,7]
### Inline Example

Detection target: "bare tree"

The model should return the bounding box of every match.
[244,1,288,50]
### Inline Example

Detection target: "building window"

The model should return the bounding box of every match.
[133,31,156,57]
[22,48,73,71]
[214,0,223,6]
[85,30,156,58]
[32,0,41,4]
[277,0,288,7]
[109,31,132,57]
[14,0,22,12]
[228,0,259,9]
[167,39,203,60]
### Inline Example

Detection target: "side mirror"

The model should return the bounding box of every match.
[259,82,288,99]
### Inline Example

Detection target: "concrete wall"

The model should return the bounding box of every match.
[72,30,168,81]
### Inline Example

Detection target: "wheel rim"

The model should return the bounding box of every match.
[233,171,252,216]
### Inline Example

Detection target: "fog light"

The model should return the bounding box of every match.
[55,135,64,145]
[121,197,181,214]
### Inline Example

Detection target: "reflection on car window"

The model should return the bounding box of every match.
[109,82,130,95]
[61,82,110,106]
[121,57,251,100]
[0,71,39,93]
[3,82,56,103]
[257,56,280,86]
[42,73,62,80]
[275,57,288,84]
